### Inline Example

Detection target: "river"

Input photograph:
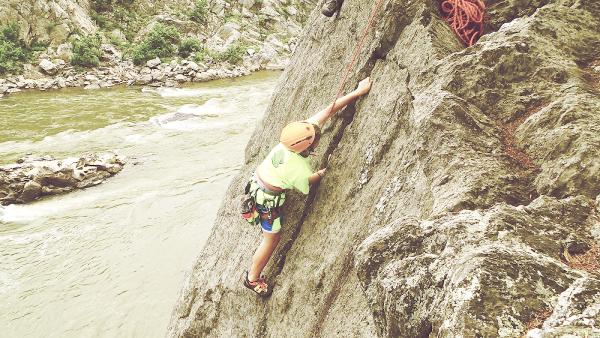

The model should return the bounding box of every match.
[0,71,280,337]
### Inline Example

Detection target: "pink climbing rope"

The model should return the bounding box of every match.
[439,0,486,46]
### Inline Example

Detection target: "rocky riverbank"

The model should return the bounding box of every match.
[0,57,265,97]
[0,153,124,205]
[0,0,314,97]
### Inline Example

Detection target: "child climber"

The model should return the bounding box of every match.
[243,77,372,296]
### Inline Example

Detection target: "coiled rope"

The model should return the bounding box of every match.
[439,0,486,46]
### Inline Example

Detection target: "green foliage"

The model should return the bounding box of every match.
[130,24,181,65]
[71,34,103,67]
[178,38,203,58]
[90,0,140,38]
[91,0,135,13]
[193,49,209,63]
[91,12,111,29]
[91,0,113,12]
[30,40,50,52]
[189,0,209,24]
[1,22,21,42]
[216,43,246,64]
[0,23,29,75]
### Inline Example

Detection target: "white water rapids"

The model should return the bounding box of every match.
[0,72,280,337]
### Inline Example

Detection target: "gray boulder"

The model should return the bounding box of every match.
[39,59,58,75]
[146,57,162,69]
[0,153,124,205]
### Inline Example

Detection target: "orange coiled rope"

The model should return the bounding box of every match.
[439,0,486,46]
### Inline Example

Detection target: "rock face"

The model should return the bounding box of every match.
[0,153,124,205]
[168,0,600,337]
[0,0,96,46]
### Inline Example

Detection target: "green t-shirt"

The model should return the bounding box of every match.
[257,143,313,194]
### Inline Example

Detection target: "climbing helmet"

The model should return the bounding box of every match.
[280,121,319,153]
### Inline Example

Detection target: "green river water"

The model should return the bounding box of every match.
[0,71,280,337]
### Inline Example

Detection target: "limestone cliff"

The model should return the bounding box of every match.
[169,0,600,337]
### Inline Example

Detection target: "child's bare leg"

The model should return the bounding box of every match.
[248,232,281,281]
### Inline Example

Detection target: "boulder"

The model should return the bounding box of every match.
[20,181,42,202]
[146,57,162,69]
[175,74,189,83]
[0,153,124,205]
[136,74,153,85]
[39,59,58,75]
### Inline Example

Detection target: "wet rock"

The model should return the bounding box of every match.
[0,153,124,205]
[21,181,42,202]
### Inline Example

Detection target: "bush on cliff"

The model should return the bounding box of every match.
[216,43,246,64]
[131,24,181,65]
[0,23,29,75]
[71,34,103,67]
[178,38,203,58]
[189,0,209,24]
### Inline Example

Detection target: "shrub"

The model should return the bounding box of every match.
[1,22,21,42]
[91,0,134,12]
[130,23,181,65]
[178,38,203,58]
[71,34,103,67]
[0,23,28,75]
[91,0,113,12]
[189,0,209,24]
[216,43,246,64]
[193,49,209,63]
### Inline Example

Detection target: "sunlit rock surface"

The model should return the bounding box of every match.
[169,0,600,336]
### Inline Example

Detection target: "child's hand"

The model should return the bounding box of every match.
[355,77,372,96]
[317,168,327,178]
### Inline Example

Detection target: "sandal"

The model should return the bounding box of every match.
[243,271,272,297]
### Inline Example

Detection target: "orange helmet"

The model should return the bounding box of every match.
[280,121,318,153]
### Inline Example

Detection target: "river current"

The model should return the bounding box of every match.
[0,72,280,337]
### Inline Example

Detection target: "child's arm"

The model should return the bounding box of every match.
[307,77,372,126]
[309,168,327,185]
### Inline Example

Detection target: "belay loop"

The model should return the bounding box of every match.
[439,0,486,47]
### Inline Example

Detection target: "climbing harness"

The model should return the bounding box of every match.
[439,0,486,46]
[325,0,385,116]
[240,175,284,226]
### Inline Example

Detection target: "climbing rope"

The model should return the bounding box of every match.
[439,0,486,46]
[327,0,385,115]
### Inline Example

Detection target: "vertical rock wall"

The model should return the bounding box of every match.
[169,0,600,337]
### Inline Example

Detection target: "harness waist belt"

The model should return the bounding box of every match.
[254,173,284,196]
